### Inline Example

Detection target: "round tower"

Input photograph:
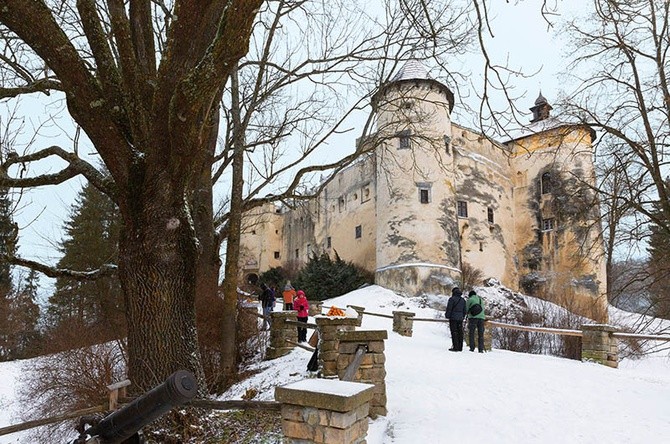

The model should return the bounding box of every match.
[371,60,461,296]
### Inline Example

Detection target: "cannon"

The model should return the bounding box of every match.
[72,370,198,444]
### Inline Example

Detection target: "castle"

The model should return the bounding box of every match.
[239,60,607,321]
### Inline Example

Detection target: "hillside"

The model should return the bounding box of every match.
[2,284,669,443]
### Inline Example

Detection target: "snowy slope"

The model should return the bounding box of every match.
[2,285,670,443]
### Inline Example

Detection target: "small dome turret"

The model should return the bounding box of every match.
[530,91,553,123]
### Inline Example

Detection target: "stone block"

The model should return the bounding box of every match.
[276,379,375,413]
[282,419,315,440]
[367,341,385,353]
[339,342,362,354]
[338,330,388,342]
[281,404,304,422]
[329,409,359,429]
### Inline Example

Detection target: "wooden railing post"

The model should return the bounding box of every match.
[107,379,131,410]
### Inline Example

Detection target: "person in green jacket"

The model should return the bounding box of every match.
[466,290,486,353]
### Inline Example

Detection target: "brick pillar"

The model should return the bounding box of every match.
[275,379,374,444]
[308,300,324,317]
[337,330,388,418]
[347,305,365,327]
[392,311,415,337]
[266,311,298,360]
[581,324,618,368]
[315,317,359,378]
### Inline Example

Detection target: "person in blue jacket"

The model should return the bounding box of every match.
[466,290,486,353]
[445,287,466,351]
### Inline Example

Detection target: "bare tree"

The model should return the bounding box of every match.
[560,0,670,325]
[0,0,262,391]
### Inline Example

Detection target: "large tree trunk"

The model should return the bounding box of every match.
[219,66,245,387]
[119,179,205,392]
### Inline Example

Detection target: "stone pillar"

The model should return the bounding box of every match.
[275,379,374,444]
[347,305,366,327]
[337,330,388,418]
[308,300,324,317]
[315,317,359,378]
[581,324,618,368]
[392,310,415,337]
[266,311,298,360]
[238,305,260,343]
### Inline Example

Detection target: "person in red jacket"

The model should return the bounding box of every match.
[293,290,310,342]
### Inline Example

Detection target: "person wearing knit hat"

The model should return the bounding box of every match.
[293,290,310,342]
[444,287,466,351]
[466,289,486,353]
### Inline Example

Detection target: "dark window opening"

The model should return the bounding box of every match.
[327,236,332,249]
[457,201,468,218]
[274,251,280,259]
[295,249,299,259]
[355,225,362,239]
[479,242,483,252]
[542,218,555,231]
[420,188,430,204]
[251,230,256,235]
[444,135,451,154]
[541,172,552,195]
[397,130,411,149]
[488,208,494,224]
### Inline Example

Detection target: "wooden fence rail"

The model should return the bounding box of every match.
[612,332,670,341]
[486,320,583,337]
[0,404,106,437]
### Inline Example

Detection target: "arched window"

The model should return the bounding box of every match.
[541,172,552,195]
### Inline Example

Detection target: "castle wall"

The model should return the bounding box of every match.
[238,203,284,281]
[451,125,518,289]
[292,155,378,271]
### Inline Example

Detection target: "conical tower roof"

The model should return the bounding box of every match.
[391,59,431,82]
[372,59,454,112]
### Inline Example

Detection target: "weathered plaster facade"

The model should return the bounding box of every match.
[240,61,607,320]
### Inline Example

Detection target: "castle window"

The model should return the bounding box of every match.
[355,225,362,239]
[541,172,552,194]
[274,251,280,259]
[420,189,430,204]
[444,135,451,154]
[251,230,256,235]
[307,243,312,256]
[339,196,345,212]
[397,130,411,149]
[327,236,332,249]
[488,208,494,224]
[457,201,468,218]
[295,248,299,259]
[361,185,371,203]
[542,218,555,231]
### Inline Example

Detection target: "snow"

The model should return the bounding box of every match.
[2,284,670,443]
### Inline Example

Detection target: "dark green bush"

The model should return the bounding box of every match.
[293,252,373,301]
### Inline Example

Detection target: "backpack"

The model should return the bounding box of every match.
[469,299,483,316]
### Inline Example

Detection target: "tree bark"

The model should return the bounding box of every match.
[220,65,246,387]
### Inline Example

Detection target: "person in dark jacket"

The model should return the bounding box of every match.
[259,283,275,330]
[466,290,486,352]
[445,287,466,351]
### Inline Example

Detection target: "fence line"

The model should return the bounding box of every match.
[612,332,670,341]
[0,405,107,437]
[486,320,583,337]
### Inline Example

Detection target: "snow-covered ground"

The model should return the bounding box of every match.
[2,284,670,443]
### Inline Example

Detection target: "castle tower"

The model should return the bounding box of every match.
[508,93,608,321]
[371,60,460,295]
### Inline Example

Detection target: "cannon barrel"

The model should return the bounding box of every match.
[86,370,198,444]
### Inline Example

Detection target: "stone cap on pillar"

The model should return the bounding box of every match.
[338,330,388,342]
[275,379,375,412]
[392,310,415,317]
